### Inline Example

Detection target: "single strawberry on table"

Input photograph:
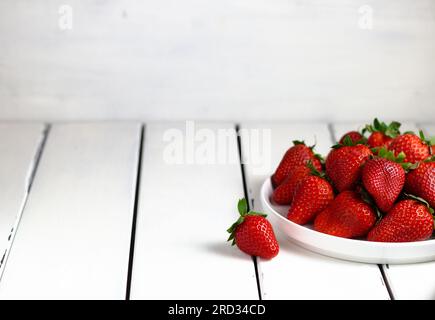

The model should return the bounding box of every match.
[363,118,401,149]
[227,199,279,259]
[287,173,334,225]
[362,148,408,213]
[339,131,365,145]
[405,158,435,208]
[272,164,311,205]
[367,199,434,242]
[325,138,372,192]
[314,191,377,239]
[388,131,432,163]
[271,141,322,188]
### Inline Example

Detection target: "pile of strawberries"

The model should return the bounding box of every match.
[227,119,434,261]
[272,119,435,242]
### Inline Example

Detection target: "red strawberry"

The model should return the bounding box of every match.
[405,160,435,208]
[227,199,279,259]
[325,144,372,192]
[388,132,430,163]
[271,141,322,188]
[314,191,377,238]
[339,131,364,145]
[368,132,393,149]
[272,165,311,205]
[367,200,433,242]
[287,175,334,225]
[364,119,401,149]
[362,150,407,212]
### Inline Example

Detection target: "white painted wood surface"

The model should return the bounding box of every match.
[240,122,389,299]
[379,124,435,300]
[0,0,434,122]
[421,124,435,137]
[0,120,432,299]
[0,122,141,299]
[0,123,45,275]
[130,122,258,300]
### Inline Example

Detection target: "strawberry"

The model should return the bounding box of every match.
[287,175,334,225]
[362,149,407,212]
[339,131,364,145]
[227,199,279,259]
[388,131,431,163]
[364,118,401,149]
[314,191,377,238]
[367,200,434,242]
[271,141,322,188]
[272,165,311,205]
[325,143,372,192]
[405,160,435,208]
[368,132,393,150]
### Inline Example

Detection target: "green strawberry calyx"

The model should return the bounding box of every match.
[418,130,435,150]
[293,140,324,163]
[293,140,306,146]
[293,139,318,151]
[227,198,267,246]
[306,160,330,181]
[313,152,325,164]
[306,160,323,176]
[363,118,401,138]
[364,118,401,137]
[332,134,367,149]
[374,147,416,171]
[293,140,317,150]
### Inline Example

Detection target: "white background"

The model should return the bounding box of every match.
[0,0,434,122]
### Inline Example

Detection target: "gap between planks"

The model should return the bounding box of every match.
[241,121,392,300]
[235,124,262,301]
[0,124,51,280]
[129,122,258,299]
[125,124,145,300]
[330,122,394,300]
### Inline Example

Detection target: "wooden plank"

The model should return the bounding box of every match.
[0,123,45,275]
[0,122,141,299]
[1,1,434,122]
[130,122,258,300]
[380,123,435,300]
[241,122,389,299]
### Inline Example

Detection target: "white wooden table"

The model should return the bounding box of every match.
[0,120,433,300]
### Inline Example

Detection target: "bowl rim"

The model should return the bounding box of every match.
[261,177,435,249]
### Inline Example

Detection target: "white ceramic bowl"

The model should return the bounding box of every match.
[260,178,435,264]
